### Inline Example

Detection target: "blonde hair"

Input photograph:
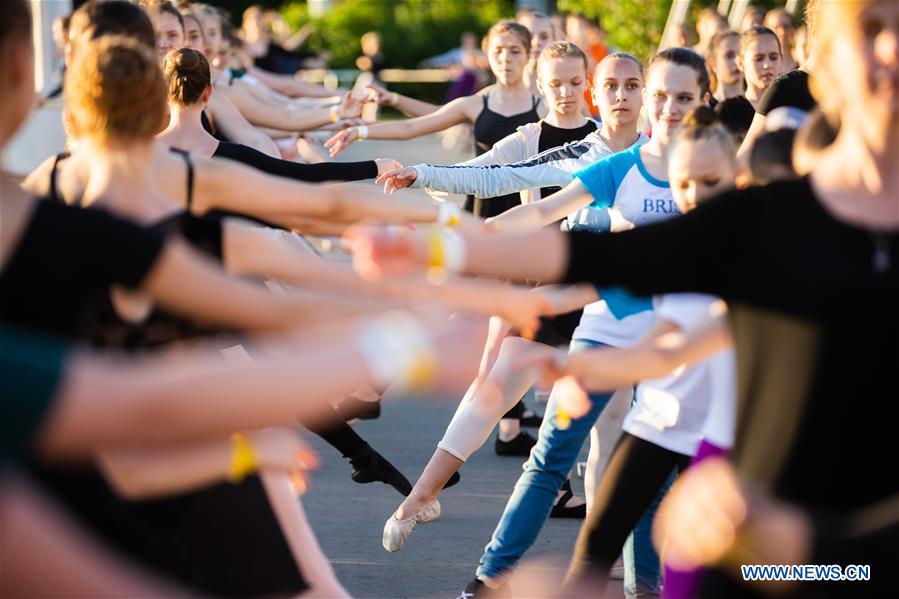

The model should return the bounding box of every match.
[482,20,531,54]
[670,106,737,169]
[536,41,588,73]
[65,35,166,144]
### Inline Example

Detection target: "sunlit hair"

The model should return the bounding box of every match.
[740,25,781,55]
[596,51,644,77]
[707,30,740,93]
[69,0,156,56]
[65,35,166,144]
[537,41,588,73]
[163,47,210,105]
[139,0,184,32]
[670,106,737,169]
[482,20,531,54]
[181,12,206,43]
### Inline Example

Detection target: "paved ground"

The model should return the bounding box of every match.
[301,395,591,599]
[301,135,625,598]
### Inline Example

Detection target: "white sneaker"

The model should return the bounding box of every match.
[382,500,441,552]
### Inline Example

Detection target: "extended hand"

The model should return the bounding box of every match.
[375,166,419,195]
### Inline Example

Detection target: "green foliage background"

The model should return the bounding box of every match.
[279,0,515,69]
[214,0,807,70]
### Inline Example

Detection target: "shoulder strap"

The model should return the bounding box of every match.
[531,95,541,109]
[49,151,70,204]
[170,148,195,209]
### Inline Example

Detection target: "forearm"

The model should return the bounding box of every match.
[414,162,571,198]
[394,94,439,117]
[39,329,375,455]
[97,439,234,500]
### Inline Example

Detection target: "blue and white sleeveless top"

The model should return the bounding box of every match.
[569,143,680,347]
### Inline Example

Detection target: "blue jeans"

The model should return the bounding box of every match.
[477,339,662,597]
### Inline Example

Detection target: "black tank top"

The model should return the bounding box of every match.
[48,149,224,350]
[36,151,307,599]
[466,94,541,218]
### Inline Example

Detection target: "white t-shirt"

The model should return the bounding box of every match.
[623,293,733,456]
[701,349,737,449]
[570,143,680,347]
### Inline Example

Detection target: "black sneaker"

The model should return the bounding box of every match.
[494,432,537,457]
[519,408,544,428]
[347,445,413,496]
[457,578,510,599]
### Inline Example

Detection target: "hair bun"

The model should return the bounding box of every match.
[683,105,719,128]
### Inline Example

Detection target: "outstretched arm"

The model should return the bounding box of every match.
[206,92,280,157]
[376,140,591,197]
[488,179,594,232]
[324,95,475,155]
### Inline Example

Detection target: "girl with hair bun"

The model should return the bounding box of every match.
[352,3,897,596]
[517,106,742,595]
[157,48,398,182]
[158,47,401,182]
[450,47,711,598]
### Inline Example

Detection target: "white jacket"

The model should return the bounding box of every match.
[410,127,647,202]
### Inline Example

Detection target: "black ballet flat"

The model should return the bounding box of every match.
[550,479,586,519]
[494,431,537,457]
[347,445,413,496]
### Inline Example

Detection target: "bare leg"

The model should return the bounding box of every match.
[261,472,350,598]
[395,335,541,520]
[497,417,521,442]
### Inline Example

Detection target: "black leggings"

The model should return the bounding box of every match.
[568,433,691,585]
[304,405,368,458]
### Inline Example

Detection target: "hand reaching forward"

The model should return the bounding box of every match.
[375,166,418,194]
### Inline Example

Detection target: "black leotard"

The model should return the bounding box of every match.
[561,177,898,598]
[467,94,541,218]
[34,150,309,597]
[212,140,377,182]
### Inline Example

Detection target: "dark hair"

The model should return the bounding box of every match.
[482,20,531,54]
[0,0,31,48]
[163,47,210,105]
[741,25,781,55]
[647,47,710,97]
[714,96,755,140]
[677,106,736,155]
[140,0,185,32]
[70,0,156,54]
[749,128,798,184]
[793,108,839,175]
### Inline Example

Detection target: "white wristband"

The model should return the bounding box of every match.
[356,125,369,140]
[356,311,437,390]
[437,202,462,228]
[442,229,467,273]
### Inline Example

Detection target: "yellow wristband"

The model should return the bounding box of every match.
[329,105,339,123]
[227,433,257,483]
[426,227,445,270]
